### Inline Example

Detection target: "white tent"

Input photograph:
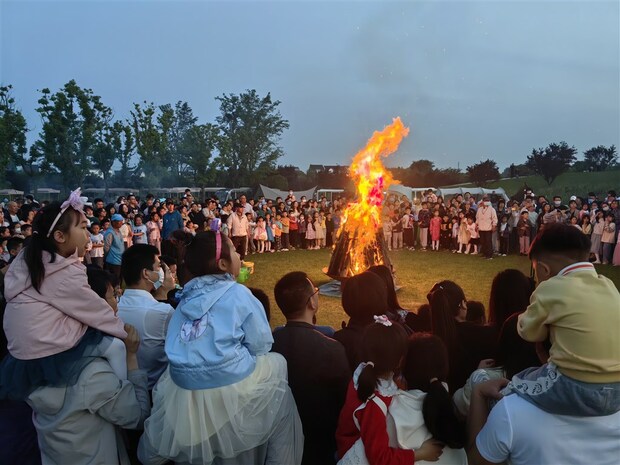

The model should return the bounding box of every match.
[436,187,510,202]
[258,184,317,201]
[386,185,437,201]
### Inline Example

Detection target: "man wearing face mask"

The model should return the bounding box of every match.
[476,196,498,259]
[117,244,175,390]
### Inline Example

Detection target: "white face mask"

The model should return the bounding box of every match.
[484,201,491,207]
[554,201,561,206]
[14,228,21,235]
[148,268,165,290]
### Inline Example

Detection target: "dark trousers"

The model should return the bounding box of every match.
[282,233,290,249]
[480,230,493,258]
[91,257,104,269]
[232,236,247,260]
[404,228,414,247]
[290,230,299,248]
[500,236,509,255]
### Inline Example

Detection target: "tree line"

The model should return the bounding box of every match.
[0,81,617,195]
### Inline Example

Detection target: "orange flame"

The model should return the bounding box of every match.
[338,117,410,275]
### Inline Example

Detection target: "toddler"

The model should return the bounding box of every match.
[509,223,620,416]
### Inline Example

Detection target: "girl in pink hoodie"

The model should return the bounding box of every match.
[1,189,127,400]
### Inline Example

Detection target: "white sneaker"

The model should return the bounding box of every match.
[464,251,470,255]
[457,250,462,254]
[472,251,478,255]
[282,248,289,252]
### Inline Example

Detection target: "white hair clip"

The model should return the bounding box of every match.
[373,315,392,327]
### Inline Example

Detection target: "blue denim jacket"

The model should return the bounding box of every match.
[166,273,273,390]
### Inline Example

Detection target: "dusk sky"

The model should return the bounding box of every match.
[1,0,618,171]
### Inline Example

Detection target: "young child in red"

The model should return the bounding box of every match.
[336,316,443,465]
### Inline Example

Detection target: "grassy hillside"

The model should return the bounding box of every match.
[442,170,620,200]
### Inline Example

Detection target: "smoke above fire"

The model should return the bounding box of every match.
[336,117,409,276]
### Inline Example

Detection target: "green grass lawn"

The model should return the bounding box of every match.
[243,249,620,329]
[444,170,620,200]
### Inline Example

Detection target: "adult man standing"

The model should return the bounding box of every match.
[227,203,249,260]
[161,200,184,241]
[118,244,175,390]
[4,201,20,227]
[272,272,350,465]
[188,202,206,230]
[239,194,254,216]
[476,196,498,259]
[103,214,125,279]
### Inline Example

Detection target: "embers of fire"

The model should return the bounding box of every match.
[326,228,392,280]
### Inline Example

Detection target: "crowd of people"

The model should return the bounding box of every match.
[2,187,620,268]
[0,187,619,465]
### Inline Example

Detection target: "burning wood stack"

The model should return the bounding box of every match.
[326,118,410,280]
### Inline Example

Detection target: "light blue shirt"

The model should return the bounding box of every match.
[118,289,175,389]
[166,274,273,390]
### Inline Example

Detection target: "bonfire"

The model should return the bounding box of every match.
[326,118,410,279]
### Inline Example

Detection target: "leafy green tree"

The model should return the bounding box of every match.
[526,141,577,185]
[90,121,135,194]
[0,85,28,183]
[115,122,135,186]
[180,123,219,197]
[466,159,500,186]
[35,80,111,190]
[130,101,166,184]
[215,90,289,187]
[583,145,617,172]
[432,168,463,187]
[400,159,442,187]
[164,101,198,176]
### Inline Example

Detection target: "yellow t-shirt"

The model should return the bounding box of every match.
[518,262,620,383]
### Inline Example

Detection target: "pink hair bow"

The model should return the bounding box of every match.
[47,187,87,237]
[60,187,87,212]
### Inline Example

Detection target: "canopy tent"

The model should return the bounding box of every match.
[436,187,510,202]
[386,185,437,201]
[257,185,317,201]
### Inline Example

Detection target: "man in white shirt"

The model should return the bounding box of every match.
[118,244,175,390]
[227,203,249,260]
[467,378,620,465]
[475,196,498,260]
[239,194,254,216]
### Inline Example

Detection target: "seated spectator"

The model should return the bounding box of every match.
[151,260,178,308]
[453,313,540,417]
[248,287,271,322]
[396,333,468,464]
[466,301,486,325]
[406,303,432,332]
[487,269,534,331]
[367,264,411,325]
[334,271,390,371]
[272,271,350,465]
[336,318,443,464]
[117,244,175,390]
[428,281,497,393]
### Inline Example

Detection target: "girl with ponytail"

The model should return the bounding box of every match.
[0,189,150,465]
[428,281,497,393]
[1,190,128,398]
[396,333,468,464]
[336,316,444,465]
[139,231,303,465]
